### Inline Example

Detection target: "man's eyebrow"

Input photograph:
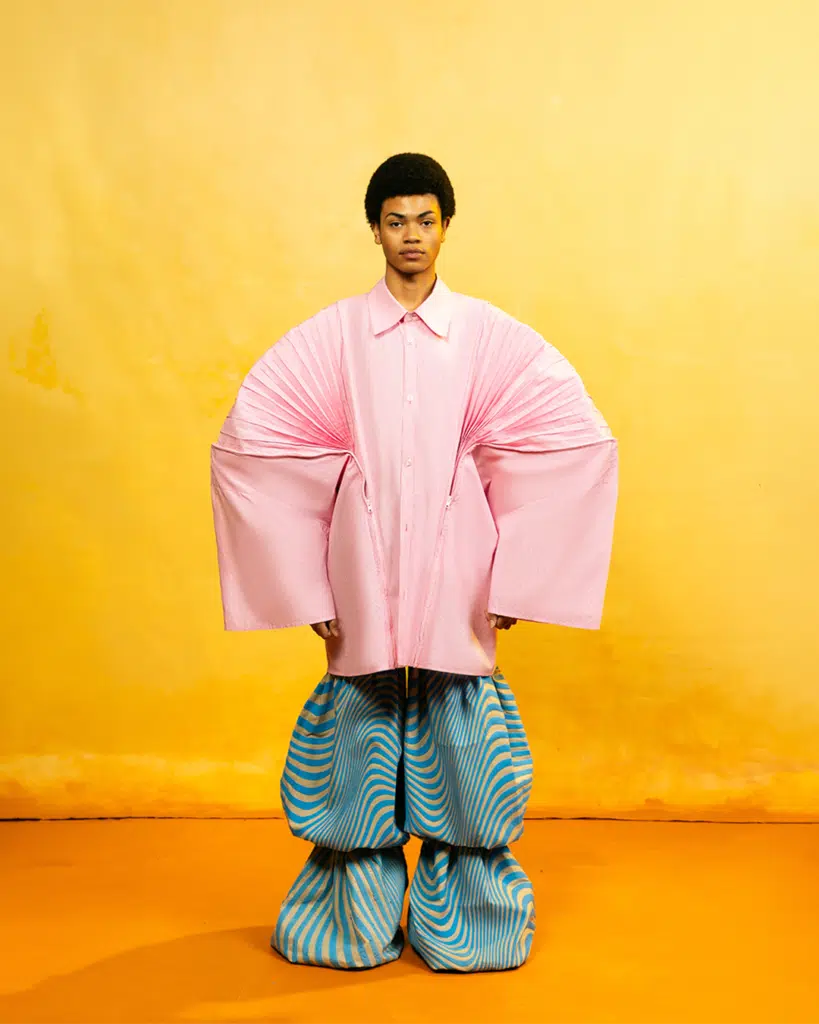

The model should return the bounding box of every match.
[385,210,436,219]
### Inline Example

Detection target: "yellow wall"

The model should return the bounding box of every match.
[2,0,818,819]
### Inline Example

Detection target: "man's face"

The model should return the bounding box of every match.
[371,193,449,275]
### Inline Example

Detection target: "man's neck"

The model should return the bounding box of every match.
[384,263,438,312]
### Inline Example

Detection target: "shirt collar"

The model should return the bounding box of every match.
[367,274,453,338]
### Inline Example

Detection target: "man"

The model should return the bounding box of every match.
[211,152,618,972]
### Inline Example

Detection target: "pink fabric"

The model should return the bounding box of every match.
[211,275,618,676]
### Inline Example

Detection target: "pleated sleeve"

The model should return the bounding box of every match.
[210,313,352,630]
[469,313,618,629]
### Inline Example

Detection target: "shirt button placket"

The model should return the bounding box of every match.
[400,314,418,640]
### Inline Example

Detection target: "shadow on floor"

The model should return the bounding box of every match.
[0,923,433,1024]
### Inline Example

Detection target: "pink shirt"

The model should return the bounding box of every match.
[365,275,463,658]
[211,274,618,677]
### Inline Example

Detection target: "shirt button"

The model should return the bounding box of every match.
[406,312,417,320]
[407,394,414,403]
[405,458,412,467]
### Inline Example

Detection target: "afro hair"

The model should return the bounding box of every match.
[364,152,456,226]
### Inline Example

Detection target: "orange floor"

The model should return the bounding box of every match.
[1,818,818,1024]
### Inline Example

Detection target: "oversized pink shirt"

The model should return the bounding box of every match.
[211,274,618,677]
[366,275,462,657]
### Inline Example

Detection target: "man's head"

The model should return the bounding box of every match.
[365,153,455,276]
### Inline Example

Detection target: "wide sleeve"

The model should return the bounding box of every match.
[210,314,352,631]
[470,319,618,629]
[211,449,345,629]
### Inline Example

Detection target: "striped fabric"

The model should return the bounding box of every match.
[409,842,535,972]
[404,666,533,848]
[273,846,407,969]
[279,669,408,851]
[271,665,535,972]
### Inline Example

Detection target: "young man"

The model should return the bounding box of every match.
[211,153,618,972]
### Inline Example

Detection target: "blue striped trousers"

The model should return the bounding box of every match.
[270,665,535,972]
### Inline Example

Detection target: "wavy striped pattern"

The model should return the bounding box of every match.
[404,665,533,848]
[408,841,535,972]
[280,669,408,851]
[272,846,407,969]
[273,665,534,971]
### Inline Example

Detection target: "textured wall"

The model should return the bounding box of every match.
[1,0,817,818]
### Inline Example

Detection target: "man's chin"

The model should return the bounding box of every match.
[390,257,429,275]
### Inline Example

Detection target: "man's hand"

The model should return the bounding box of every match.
[487,612,518,630]
[310,619,340,640]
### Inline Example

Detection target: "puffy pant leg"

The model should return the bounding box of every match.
[271,669,409,969]
[404,666,536,972]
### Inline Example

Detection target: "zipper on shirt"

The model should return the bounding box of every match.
[410,454,463,664]
[347,450,398,667]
